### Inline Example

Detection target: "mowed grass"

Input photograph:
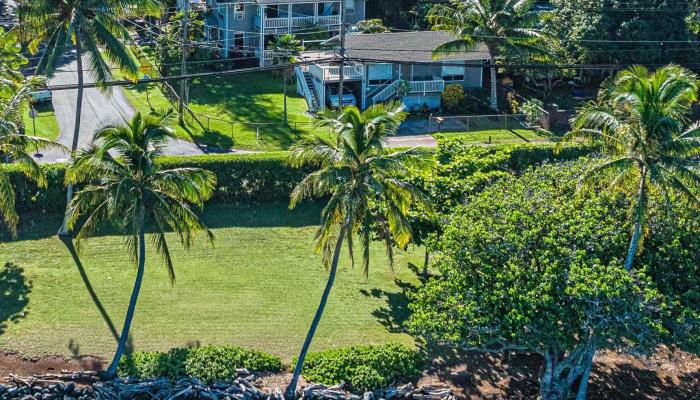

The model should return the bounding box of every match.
[21,102,60,141]
[0,202,423,362]
[118,69,325,151]
[432,115,552,145]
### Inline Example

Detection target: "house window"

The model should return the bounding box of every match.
[234,33,244,47]
[442,63,465,82]
[367,63,392,85]
[235,4,245,20]
[345,0,355,15]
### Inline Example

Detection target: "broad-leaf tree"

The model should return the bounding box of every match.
[21,0,161,236]
[408,163,672,400]
[269,34,304,123]
[565,64,700,271]
[283,102,431,399]
[64,109,216,376]
[0,76,65,235]
[429,0,549,110]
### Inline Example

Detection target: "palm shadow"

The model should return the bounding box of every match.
[0,263,31,336]
[58,235,120,343]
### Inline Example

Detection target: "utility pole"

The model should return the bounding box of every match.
[179,0,190,124]
[337,3,345,110]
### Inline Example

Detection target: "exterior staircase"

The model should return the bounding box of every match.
[296,67,320,113]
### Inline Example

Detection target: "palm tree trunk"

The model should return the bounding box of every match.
[422,249,429,279]
[284,227,347,400]
[283,72,289,124]
[106,225,147,376]
[487,47,498,111]
[624,171,647,271]
[58,30,84,237]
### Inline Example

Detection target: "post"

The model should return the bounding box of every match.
[178,0,190,125]
[337,1,345,110]
[259,5,265,67]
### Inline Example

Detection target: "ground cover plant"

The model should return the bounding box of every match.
[300,343,422,392]
[118,345,283,381]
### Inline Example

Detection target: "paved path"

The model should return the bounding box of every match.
[33,53,229,163]
[384,135,437,148]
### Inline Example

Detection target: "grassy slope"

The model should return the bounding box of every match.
[117,68,323,151]
[0,202,422,361]
[21,103,60,141]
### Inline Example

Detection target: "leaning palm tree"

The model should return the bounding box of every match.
[283,102,431,399]
[21,0,161,236]
[0,76,65,235]
[565,64,700,271]
[270,34,304,123]
[64,109,217,376]
[429,0,548,110]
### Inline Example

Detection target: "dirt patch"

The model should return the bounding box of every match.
[1,348,697,399]
[0,352,103,381]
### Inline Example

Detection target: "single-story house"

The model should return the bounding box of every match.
[295,31,491,112]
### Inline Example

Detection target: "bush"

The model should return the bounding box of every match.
[2,152,310,216]
[441,84,465,112]
[300,343,422,393]
[118,345,282,382]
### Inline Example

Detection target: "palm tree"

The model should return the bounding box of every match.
[0,28,26,86]
[64,109,217,376]
[269,34,304,123]
[283,102,431,399]
[21,0,161,236]
[0,76,65,235]
[428,0,548,110]
[565,64,700,272]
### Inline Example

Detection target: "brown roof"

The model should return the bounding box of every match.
[344,31,491,63]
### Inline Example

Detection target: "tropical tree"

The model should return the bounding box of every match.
[269,34,304,123]
[21,0,161,236]
[0,76,64,235]
[64,109,216,376]
[428,0,548,110]
[0,28,26,87]
[565,64,700,271]
[283,102,431,399]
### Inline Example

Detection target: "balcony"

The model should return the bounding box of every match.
[255,15,341,32]
[308,63,364,82]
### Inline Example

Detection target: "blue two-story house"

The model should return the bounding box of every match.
[180,0,366,66]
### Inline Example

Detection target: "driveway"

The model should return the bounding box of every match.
[33,52,220,163]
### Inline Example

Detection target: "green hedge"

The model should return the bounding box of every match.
[300,343,422,393]
[4,142,594,216]
[118,345,283,382]
[3,152,310,215]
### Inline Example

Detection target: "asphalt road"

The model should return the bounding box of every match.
[33,52,212,163]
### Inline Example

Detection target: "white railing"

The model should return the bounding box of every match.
[308,64,364,81]
[409,79,445,94]
[259,15,341,30]
[372,80,400,104]
[295,67,317,112]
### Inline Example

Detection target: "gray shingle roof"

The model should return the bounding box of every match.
[344,31,491,63]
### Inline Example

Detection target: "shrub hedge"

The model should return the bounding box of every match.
[4,142,594,216]
[118,345,283,382]
[300,343,422,393]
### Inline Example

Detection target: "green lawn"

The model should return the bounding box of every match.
[118,70,324,151]
[0,202,422,361]
[431,115,553,145]
[21,102,60,141]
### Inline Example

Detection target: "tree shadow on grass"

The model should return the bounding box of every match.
[0,263,31,336]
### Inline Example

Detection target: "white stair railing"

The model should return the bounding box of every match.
[372,80,400,104]
[296,67,317,112]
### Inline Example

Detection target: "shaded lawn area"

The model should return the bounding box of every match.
[434,128,552,145]
[117,69,325,151]
[21,102,60,141]
[431,115,553,145]
[0,202,422,361]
